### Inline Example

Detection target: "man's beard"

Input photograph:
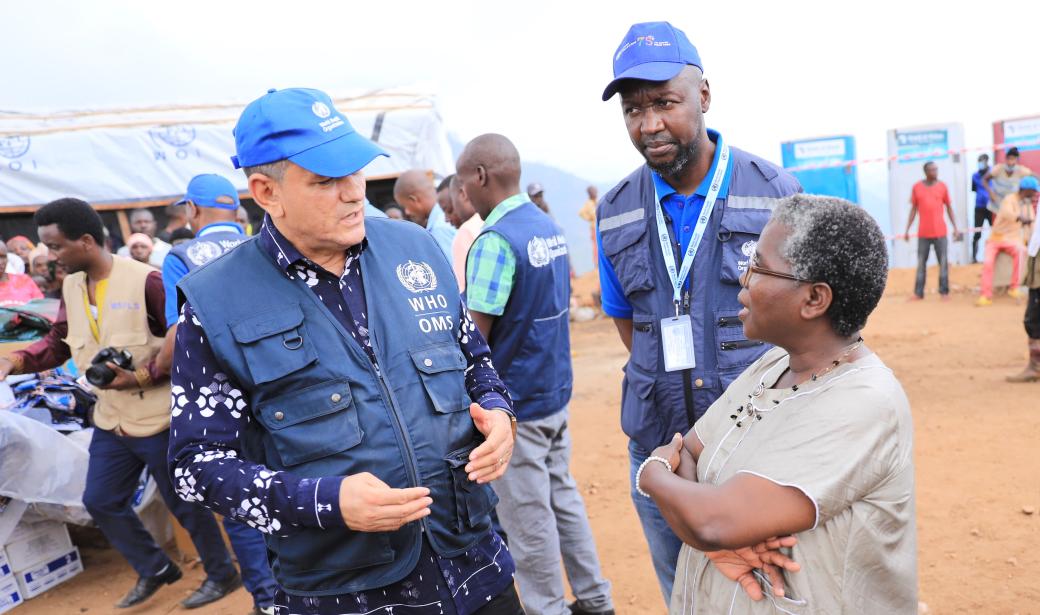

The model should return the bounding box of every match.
[643,140,699,180]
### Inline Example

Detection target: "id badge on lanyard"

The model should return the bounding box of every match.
[655,143,729,373]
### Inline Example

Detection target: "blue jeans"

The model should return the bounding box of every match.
[223,518,278,609]
[628,440,683,606]
[82,428,236,581]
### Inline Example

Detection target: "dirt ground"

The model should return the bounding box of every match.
[15,264,1039,615]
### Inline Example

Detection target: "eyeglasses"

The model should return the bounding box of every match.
[740,256,814,288]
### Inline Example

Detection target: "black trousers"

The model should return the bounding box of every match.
[973,208,994,260]
[473,585,526,615]
[1026,288,1040,339]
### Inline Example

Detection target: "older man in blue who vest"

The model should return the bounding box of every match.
[459,134,614,615]
[167,88,524,615]
[157,174,278,615]
[596,22,802,603]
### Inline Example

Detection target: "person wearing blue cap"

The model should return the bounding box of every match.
[155,174,278,614]
[596,21,802,603]
[167,88,523,615]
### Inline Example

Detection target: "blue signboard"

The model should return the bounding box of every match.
[781,135,859,203]
[1003,117,1040,152]
[895,130,948,163]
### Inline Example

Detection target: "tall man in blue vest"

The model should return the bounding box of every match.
[167,88,524,615]
[596,22,802,603]
[158,173,279,615]
[459,134,614,615]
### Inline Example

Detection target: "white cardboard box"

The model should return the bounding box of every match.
[0,549,10,579]
[3,521,72,572]
[15,548,81,600]
[0,577,22,614]
[0,498,27,547]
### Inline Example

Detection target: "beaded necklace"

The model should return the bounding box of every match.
[730,337,864,427]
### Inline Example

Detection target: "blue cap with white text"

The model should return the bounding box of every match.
[1020,175,1039,191]
[602,22,703,101]
[174,174,241,210]
[231,88,388,178]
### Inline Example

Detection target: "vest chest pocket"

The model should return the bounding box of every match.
[600,213,655,295]
[410,343,470,414]
[717,208,770,284]
[229,304,317,385]
[255,378,362,467]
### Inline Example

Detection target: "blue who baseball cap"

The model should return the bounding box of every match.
[1020,175,1039,191]
[602,22,703,101]
[174,174,241,210]
[231,88,388,178]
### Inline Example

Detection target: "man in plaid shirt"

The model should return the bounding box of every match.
[459,134,614,615]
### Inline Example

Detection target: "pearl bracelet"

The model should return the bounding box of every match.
[635,455,673,498]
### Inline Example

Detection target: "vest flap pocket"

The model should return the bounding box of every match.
[255,379,362,466]
[445,443,498,531]
[230,304,316,384]
[410,344,466,374]
[600,211,648,257]
[625,363,656,400]
[719,207,770,235]
[718,208,770,284]
[230,304,306,343]
[410,343,470,414]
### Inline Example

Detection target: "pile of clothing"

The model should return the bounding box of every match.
[4,372,96,432]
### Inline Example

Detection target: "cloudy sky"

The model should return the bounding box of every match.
[4,0,1039,184]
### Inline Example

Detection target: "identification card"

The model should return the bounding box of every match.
[660,314,696,372]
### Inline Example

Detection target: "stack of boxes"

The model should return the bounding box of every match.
[0,546,20,614]
[0,497,82,612]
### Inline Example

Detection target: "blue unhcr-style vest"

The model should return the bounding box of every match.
[167,227,245,273]
[598,148,801,451]
[477,201,572,421]
[178,218,497,595]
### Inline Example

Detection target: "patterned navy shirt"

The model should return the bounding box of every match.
[168,216,516,615]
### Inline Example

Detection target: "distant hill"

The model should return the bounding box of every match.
[449,134,610,275]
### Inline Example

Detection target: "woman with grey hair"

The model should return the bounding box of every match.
[638,194,916,614]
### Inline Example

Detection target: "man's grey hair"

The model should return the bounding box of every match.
[771,194,888,338]
[243,159,289,182]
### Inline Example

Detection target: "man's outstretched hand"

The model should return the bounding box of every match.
[338,472,432,532]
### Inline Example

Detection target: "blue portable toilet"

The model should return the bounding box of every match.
[781,136,859,203]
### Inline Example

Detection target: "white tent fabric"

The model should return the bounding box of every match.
[0,89,455,208]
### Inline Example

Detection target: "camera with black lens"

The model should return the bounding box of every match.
[85,347,134,387]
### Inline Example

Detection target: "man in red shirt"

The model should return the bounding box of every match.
[904,161,962,300]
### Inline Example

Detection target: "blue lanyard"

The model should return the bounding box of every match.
[653,143,730,315]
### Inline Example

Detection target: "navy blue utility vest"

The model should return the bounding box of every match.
[598,148,801,451]
[475,202,572,421]
[167,227,245,273]
[178,218,497,596]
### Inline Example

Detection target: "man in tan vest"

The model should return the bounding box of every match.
[0,198,240,610]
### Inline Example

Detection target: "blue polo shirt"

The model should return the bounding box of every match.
[597,129,732,319]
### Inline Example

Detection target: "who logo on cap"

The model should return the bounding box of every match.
[231,88,387,178]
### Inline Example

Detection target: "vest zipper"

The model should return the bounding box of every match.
[720,339,765,351]
[368,357,428,534]
[665,213,698,427]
